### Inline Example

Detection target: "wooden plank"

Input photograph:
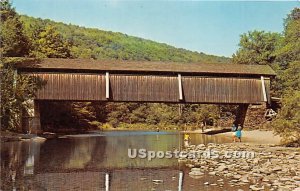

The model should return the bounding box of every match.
[178,74,183,101]
[261,76,267,102]
[106,72,110,99]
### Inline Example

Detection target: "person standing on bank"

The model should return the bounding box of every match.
[235,124,242,142]
[231,124,237,142]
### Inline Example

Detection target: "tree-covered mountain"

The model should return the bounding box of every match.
[20,15,230,63]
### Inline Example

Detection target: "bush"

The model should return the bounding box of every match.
[102,123,113,129]
[88,121,102,129]
[271,91,300,144]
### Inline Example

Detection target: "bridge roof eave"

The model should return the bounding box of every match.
[7,57,276,77]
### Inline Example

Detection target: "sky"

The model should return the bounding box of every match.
[12,0,299,57]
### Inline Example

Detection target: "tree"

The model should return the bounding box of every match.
[0,0,29,57]
[106,103,133,127]
[30,25,71,58]
[275,8,300,70]
[193,105,219,127]
[232,30,281,66]
[278,61,300,94]
[271,91,300,143]
[1,58,44,131]
[269,8,300,143]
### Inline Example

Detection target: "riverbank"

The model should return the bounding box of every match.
[0,131,46,142]
[1,128,283,145]
[222,130,282,145]
[0,131,23,142]
[188,129,282,145]
[180,143,300,190]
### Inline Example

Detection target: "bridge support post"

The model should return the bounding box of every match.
[234,104,249,127]
[20,108,29,133]
[32,100,42,134]
[20,100,42,134]
[20,99,34,133]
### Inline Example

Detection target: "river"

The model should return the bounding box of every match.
[1,130,247,191]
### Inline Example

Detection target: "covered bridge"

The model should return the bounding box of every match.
[16,58,276,132]
[18,58,275,103]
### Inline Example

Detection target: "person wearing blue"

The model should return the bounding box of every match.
[235,124,242,142]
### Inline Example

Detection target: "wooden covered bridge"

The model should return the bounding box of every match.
[17,58,276,132]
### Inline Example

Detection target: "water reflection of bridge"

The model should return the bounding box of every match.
[16,58,276,133]
[34,170,185,191]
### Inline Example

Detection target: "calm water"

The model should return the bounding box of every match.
[1,131,243,191]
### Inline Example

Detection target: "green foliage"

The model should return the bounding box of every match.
[271,91,300,143]
[232,30,281,66]
[71,102,97,127]
[106,103,136,127]
[88,121,102,129]
[146,104,180,125]
[0,0,29,56]
[271,14,300,143]
[101,123,113,129]
[280,61,300,92]
[190,104,219,126]
[103,103,220,129]
[29,25,71,58]
[20,15,230,63]
[276,8,300,69]
[0,59,44,130]
[275,8,300,96]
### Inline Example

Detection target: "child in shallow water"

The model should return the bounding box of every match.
[184,133,190,147]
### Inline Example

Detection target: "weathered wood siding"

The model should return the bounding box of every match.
[110,74,178,102]
[30,72,268,104]
[31,73,106,100]
[182,76,264,104]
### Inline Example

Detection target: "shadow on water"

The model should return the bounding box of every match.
[1,131,235,190]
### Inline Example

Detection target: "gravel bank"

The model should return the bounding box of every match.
[179,143,300,190]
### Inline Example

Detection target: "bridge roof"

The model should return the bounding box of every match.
[16,58,276,76]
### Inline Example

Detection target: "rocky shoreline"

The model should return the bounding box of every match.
[0,131,47,142]
[179,143,300,191]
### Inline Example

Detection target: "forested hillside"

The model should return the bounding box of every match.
[20,15,229,63]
